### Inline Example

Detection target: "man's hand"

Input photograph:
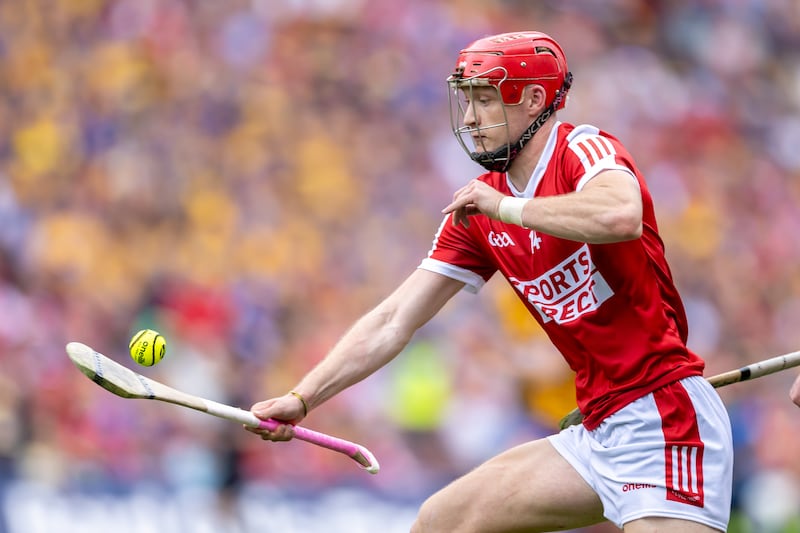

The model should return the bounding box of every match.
[244,393,307,441]
[442,179,505,228]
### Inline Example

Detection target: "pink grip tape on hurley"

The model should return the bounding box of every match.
[258,418,380,474]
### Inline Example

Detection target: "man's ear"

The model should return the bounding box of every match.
[525,85,547,116]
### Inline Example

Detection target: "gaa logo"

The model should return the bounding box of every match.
[488,231,516,247]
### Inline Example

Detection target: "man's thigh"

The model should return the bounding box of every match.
[411,438,605,533]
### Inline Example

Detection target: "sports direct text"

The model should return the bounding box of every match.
[509,245,612,324]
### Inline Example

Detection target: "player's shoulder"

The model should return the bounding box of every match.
[560,122,624,146]
[557,123,627,164]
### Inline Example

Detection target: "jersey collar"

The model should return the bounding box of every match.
[506,120,562,198]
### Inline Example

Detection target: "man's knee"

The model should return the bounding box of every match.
[410,491,464,533]
[409,494,436,533]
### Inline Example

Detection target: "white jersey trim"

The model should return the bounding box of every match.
[418,258,485,293]
[423,215,484,293]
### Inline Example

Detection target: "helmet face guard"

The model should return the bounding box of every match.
[446,32,572,172]
[448,69,516,172]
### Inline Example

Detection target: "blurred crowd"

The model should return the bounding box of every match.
[1,0,800,531]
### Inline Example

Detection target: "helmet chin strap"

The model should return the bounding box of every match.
[470,72,573,173]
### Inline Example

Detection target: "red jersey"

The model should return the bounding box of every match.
[420,122,705,429]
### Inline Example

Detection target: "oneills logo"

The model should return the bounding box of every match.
[622,483,657,492]
[509,245,612,324]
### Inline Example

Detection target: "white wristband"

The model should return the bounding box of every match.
[497,197,528,226]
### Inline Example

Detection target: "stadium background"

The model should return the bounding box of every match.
[1,0,800,531]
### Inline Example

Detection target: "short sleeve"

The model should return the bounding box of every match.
[418,215,496,293]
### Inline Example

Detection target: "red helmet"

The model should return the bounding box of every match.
[448,31,570,110]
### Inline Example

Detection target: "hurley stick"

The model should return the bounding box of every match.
[66,341,380,474]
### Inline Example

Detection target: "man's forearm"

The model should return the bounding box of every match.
[291,308,412,411]
[522,176,642,244]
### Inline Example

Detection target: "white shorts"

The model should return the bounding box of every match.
[548,376,733,530]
